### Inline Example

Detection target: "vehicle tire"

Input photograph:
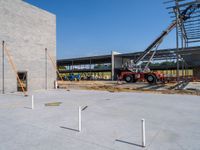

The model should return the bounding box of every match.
[124,75,133,83]
[146,74,157,84]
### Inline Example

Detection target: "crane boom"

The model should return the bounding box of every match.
[118,3,200,84]
[133,3,200,66]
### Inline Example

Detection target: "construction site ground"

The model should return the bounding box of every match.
[58,80,200,96]
[0,89,200,150]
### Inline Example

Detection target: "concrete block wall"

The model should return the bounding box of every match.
[0,0,56,93]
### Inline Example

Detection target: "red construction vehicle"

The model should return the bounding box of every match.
[118,3,200,84]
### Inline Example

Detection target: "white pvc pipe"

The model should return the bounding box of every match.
[141,119,146,147]
[55,80,58,89]
[78,106,81,132]
[31,95,34,109]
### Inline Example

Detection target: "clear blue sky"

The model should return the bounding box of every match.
[26,0,177,59]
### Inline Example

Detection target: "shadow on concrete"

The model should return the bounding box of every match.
[24,107,32,109]
[137,84,154,90]
[115,139,144,148]
[150,85,165,90]
[82,106,88,111]
[60,126,79,132]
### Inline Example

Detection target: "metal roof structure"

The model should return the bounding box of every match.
[180,47,200,66]
[164,0,200,44]
[57,46,200,67]
[57,55,111,66]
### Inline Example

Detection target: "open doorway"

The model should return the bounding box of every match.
[17,72,28,92]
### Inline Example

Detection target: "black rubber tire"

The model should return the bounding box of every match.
[146,74,157,84]
[124,75,133,83]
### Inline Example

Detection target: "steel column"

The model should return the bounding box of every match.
[175,7,180,82]
[2,41,5,94]
[45,48,48,90]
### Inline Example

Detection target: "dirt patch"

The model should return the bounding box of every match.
[58,81,200,96]
[45,102,62,106]
[84,86,200,96]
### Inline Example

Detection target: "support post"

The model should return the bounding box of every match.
[175,8,180,83]
[78,106,82,132]
[141,119,146,147]
[2,41,5,94]
[111,51,115,81]
[32,95,34,109]
[90,58,92,80]
[45,48,47,90]
[182,60,184,79]
[72,60,74,74]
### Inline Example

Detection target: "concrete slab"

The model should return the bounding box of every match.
[0,90,199,150]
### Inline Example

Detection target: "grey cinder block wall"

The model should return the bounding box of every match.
[0,0,56,93]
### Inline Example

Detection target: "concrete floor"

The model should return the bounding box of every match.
[0,90,199,150]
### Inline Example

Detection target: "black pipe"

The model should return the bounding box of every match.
[2,41,5,94]
[45,48,47,90]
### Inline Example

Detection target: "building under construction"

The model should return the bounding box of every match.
[57,0,200,83]
[0,0,56,93]
[57,47,200,81]
[0,0,200,93]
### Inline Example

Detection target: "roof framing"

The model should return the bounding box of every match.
[164,0,200,44]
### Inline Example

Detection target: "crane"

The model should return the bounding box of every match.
[118,3,200,84]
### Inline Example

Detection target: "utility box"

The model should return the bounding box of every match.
[0,0,56,93]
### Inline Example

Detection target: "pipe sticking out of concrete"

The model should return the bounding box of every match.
[141,119,146,147]
[78,106,82,132]
[32,95,34,109]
